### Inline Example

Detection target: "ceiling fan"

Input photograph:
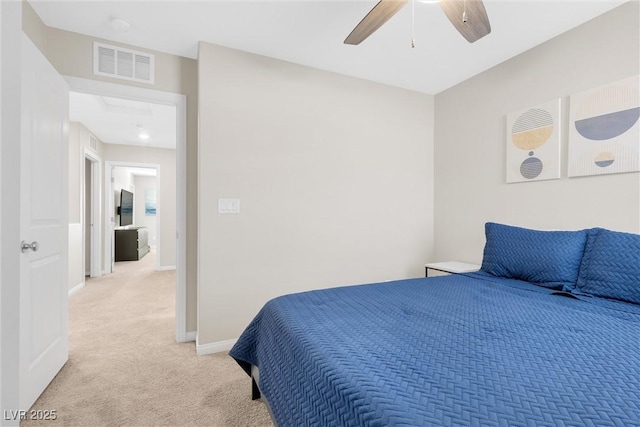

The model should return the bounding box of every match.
[344,0,491,45]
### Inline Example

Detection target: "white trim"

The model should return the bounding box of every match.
[68,282,85,297]
[0,0,3,416]
[185,331,197,342]
[157,265,176,271]
[64,76,188,345]
[196,338,237,356]
[1,1,23,418]
[83,149,102,278]
[104,165,113,274]
[174,90,187,343]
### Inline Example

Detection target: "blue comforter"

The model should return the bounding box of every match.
[230,273,640,426]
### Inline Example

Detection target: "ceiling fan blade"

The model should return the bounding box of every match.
[344,0,409,45]
[440,0,491,43]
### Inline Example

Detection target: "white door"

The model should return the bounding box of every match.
[19,34,69,410]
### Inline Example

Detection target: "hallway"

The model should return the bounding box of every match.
[23,251,271,426]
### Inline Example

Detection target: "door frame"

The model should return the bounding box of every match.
[83,149,102,279]
[106,162,161,272]
[65,76,188,343]
[1,1,23,418]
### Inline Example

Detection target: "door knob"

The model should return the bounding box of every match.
[21,240,39,253]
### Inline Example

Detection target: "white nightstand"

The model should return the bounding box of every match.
[425,261,481,277]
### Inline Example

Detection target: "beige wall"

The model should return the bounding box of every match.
[433,2,640,264]
[104,145,176,269]
[22,1,198,332]
[197,42,435,345]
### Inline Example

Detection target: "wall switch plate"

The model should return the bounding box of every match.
[218,198,240,214]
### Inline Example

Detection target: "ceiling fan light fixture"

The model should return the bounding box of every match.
[345,0,490,46]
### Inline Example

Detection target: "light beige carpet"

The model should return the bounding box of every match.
[23,250,273,427]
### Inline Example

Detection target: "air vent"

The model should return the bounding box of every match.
[93,42,155,84]
[89,134,98,151]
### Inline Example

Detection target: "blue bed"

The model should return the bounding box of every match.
[230,224,640,426]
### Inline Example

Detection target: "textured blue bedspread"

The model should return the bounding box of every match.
[230,273,640,426]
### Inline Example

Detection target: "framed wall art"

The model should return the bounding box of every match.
[145,189,157,216]
[506,99,561,183]
[568,76,640,177]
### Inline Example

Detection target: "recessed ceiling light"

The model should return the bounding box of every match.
[139,132,150,140]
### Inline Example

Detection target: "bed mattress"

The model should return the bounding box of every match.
[230,272,640,426]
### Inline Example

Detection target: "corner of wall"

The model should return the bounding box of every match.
[21,0,47,57]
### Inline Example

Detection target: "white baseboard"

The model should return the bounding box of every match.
[196,338,237,355]
[157,265,176,271]
[68,281,85,297]
[175,330,196,344]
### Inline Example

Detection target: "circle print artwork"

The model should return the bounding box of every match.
[594,151,615,168]
[575,84,640,140]
[520,156,543,179]
[569,143,638,177]
[511,108,554,150]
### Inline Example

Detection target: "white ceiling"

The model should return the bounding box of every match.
[30,0,628,95]
[69,92,177,149]
[120,166,157,177]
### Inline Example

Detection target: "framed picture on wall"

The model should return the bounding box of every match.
[145,189,156,216]
[568,75,640,177]
[506,99,561,183]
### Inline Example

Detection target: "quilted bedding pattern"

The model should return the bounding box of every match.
[230,273,640,426]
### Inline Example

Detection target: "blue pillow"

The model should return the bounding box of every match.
[573,228,640,304]
[481,222,588,290]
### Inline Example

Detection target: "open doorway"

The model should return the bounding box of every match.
[66,76,188,342]
[107,164,161,273]
[70,93,174,275]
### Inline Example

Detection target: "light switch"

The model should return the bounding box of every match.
[218,198,240,214]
